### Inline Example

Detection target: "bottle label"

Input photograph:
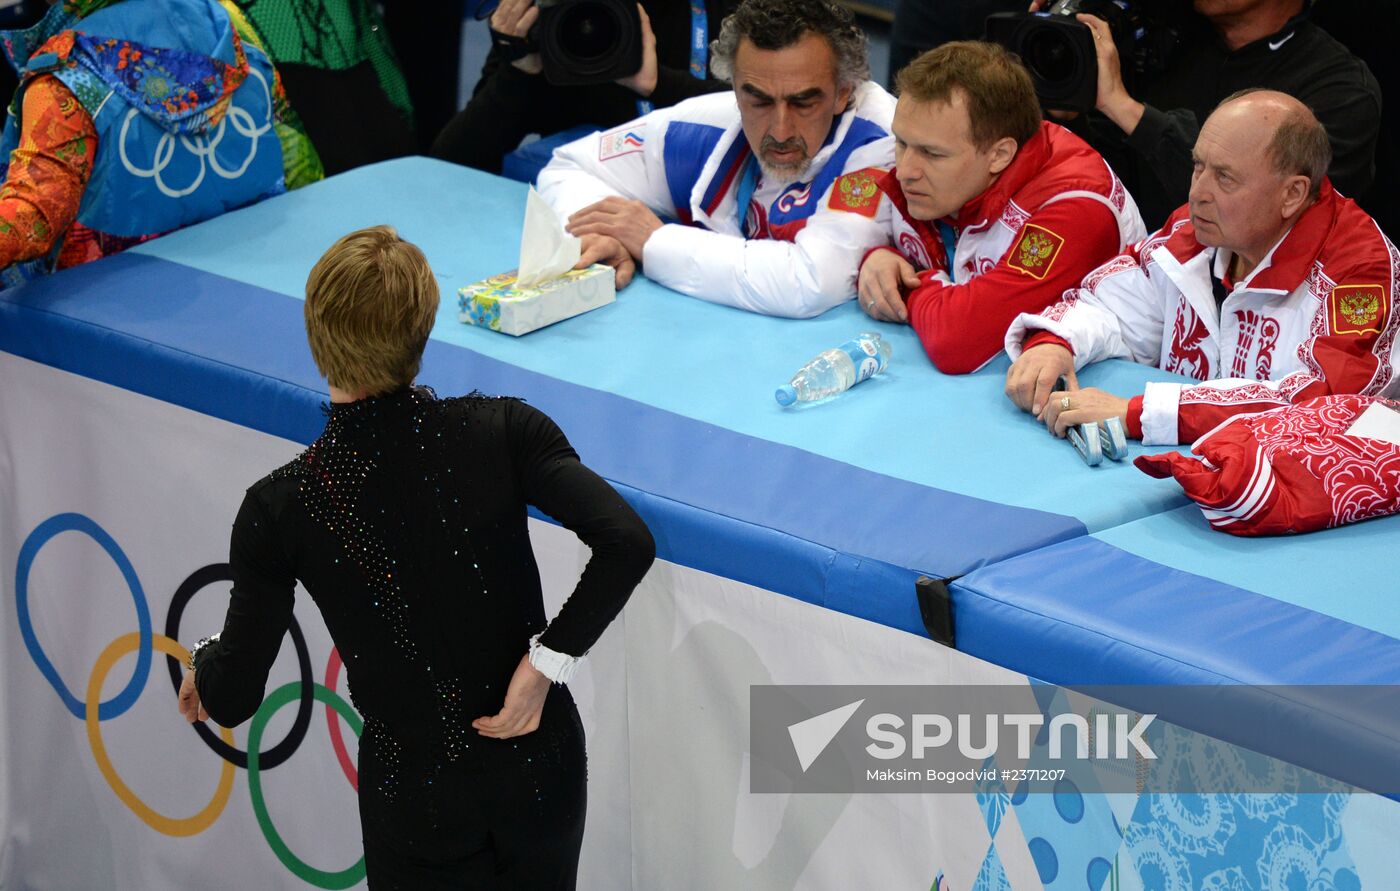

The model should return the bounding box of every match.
[841,338,885,383]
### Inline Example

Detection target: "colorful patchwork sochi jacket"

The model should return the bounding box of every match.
[0,0,321,283]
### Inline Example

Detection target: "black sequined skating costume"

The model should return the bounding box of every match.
[194,388,654,888]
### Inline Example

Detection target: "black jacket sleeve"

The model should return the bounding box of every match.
[507,400,654,657]
[1123,103,1201,210]
[194,489,297,728]
[431,60,543,173]
[1301,52,1381,200]
[644,0,734,109]
[648,67,728,108]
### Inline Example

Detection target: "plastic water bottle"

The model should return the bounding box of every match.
[776,333,892,406]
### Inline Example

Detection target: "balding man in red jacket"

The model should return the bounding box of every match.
[1005,90,1399,447]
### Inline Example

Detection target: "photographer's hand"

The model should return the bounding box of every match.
[492,0,542,75]
[1076,14,1145,136]
[616,5,658,97]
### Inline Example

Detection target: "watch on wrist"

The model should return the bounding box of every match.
[187,633,221,671]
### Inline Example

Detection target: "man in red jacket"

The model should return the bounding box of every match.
[849,41,1145,373]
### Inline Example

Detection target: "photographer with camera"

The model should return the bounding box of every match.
[1018,0,1381,230]
[536,0,897,318]
[432,0,739,174]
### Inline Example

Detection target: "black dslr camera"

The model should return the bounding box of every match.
[534,0,644,86]
[986,0,1177,111]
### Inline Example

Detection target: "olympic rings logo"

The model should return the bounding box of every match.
[118,65,273,200]
[15,513,364,889]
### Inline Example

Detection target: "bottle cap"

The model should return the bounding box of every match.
[775,385,797,407]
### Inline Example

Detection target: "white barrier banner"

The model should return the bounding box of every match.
[4,353,1398,891]
[0,354,1001,890]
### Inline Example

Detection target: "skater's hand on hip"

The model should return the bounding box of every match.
[473,654,550,739]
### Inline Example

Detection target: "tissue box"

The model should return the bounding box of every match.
[457,264,615,336]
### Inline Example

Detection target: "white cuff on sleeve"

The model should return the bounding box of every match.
[1004,314,1079,363]
[529,633,582,684]
[1140,381,1185,445]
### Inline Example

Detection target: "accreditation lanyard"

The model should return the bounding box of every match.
[735,153,760,238]
[936,221,958,275]
[635,2,709,116]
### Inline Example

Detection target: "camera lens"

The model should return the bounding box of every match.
[1024,29,1079,85]
[536,0,643,86]
[560,4,622,61]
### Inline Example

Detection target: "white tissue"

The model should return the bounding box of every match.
[516,187,581,287]
[1345,402,1400,447]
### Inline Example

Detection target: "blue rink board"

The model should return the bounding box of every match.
[0,251,1055,633]
[131,157,1192,535]
[952,513,1400,794]
[8,158,1395,731]
[1098,504,1400,643]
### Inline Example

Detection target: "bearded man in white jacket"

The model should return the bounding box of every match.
[537,0,896,318]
